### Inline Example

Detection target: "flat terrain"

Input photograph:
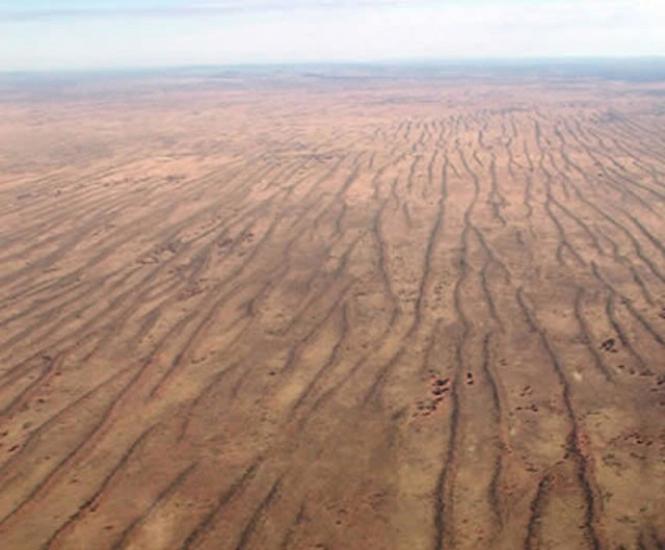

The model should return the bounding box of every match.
[0,67,664,549]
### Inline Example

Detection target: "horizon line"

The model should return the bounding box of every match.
[3,55,665,76]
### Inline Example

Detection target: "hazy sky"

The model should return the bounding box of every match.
[1,0,664,70]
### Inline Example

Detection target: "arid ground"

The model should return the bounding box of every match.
[0,67,664,549]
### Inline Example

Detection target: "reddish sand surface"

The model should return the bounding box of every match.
[0,69,664,549]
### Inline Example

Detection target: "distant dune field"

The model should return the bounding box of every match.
[0,68,663,549]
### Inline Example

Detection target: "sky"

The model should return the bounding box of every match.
[1,0,664,70]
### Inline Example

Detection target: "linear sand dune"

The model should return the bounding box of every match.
[0,71,664,549]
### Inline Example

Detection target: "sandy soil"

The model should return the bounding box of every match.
[0,70,664,549]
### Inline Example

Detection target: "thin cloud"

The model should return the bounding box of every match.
[0,0,416,21]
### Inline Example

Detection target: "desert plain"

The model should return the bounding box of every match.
[0,66,664,549]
